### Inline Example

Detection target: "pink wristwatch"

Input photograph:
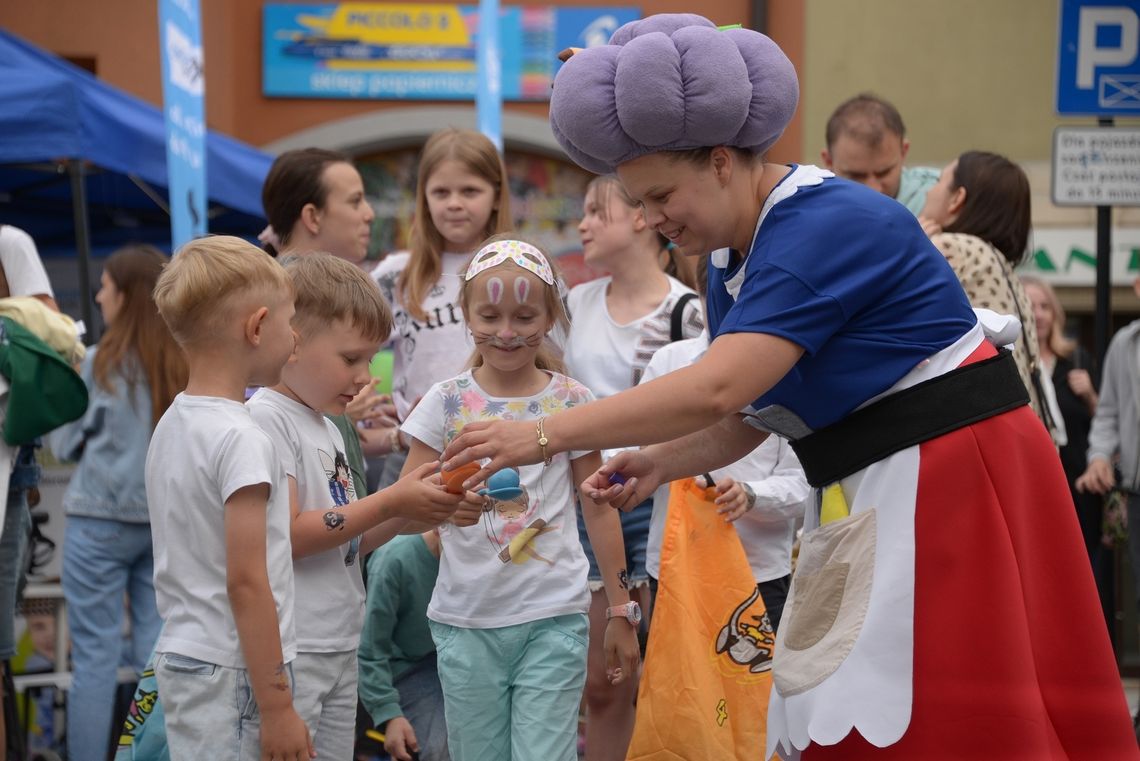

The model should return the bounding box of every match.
[605,601,642,626]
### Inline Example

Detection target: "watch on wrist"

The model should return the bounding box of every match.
[741,482,757,510]
[605,601,642,626]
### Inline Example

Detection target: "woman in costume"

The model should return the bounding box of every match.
[441,13,1136,760]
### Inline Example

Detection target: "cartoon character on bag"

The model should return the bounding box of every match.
[715,585,775,674]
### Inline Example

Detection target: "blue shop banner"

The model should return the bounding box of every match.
[262,3,639,100]
[159,0,207,248]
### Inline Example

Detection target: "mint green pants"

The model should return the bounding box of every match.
[429,614,588,761]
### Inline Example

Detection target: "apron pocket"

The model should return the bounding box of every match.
[774,507,876,696]
[782,562,849,651]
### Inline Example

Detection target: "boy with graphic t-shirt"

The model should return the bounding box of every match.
[146,236,310,761]
[247,254,479,761]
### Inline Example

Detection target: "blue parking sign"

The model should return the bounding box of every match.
[1057,0,1140,115]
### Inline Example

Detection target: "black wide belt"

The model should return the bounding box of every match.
[789,350,1029,488]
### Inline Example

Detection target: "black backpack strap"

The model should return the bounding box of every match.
[670,292,698,342]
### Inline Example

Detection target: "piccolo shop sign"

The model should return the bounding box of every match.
[262,3,639,100]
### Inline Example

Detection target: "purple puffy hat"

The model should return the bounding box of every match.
[550,13,799,175]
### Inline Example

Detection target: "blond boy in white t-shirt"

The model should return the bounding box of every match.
[147,236,310,761]
[248,254,480,761]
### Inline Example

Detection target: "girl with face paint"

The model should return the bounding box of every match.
[396,236,641,761]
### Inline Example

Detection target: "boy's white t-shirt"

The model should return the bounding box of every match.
[563,275,703,398]
[147,393,296,668]
[372,251,474,420]
[0,225,54,298]
[641,338,810,583]
[247,388,366,653]
[401,370,593,628]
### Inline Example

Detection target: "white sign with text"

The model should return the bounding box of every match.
[1052,126,1140,206]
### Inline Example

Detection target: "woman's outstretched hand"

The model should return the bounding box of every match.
[581,450,663,511]
[441,419,541,490]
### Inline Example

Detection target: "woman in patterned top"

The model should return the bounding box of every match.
[920,150,1055,436]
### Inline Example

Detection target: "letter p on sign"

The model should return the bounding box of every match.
[1078,7,1139,87]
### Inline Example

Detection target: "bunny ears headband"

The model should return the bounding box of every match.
[465,240,555,285]
[549,13,799,175]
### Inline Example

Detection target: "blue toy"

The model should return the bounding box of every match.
[479,468,524,501]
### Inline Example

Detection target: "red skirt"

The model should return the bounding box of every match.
[802,344,1137,760]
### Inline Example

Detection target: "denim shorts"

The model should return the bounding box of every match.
[292,650,358,761]
[577,498,652,586]
[155,652,295,761]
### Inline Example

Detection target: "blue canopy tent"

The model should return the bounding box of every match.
[0,29,273,337]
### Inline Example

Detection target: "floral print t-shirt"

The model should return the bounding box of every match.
[401,370,596,628]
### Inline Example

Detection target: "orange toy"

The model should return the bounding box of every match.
[444,462,481,494]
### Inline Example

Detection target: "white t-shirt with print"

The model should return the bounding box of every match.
[0,226,54,298]
[147,394,296,668]
[564,275,703,399]
[372,251,474,420]
[641,337,810,583]
[401,370,593,628]
[247,388,366,653]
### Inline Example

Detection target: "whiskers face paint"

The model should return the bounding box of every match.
[471,331,543,349]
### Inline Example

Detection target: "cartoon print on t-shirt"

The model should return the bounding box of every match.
[435,373,595,566]
[318,448,356,507]
[318,447,360,567]
[482,485,556,565]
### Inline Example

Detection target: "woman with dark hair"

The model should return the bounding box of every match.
[51,245,188,761]
[921,151,1032,260]
[261,147,376,264]
[920,151,1054,434]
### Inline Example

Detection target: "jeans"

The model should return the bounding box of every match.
[64,517,161,761]
[395,654,449,761]
[430,614,588,761]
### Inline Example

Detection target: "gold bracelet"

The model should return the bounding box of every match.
[536,417,552,466]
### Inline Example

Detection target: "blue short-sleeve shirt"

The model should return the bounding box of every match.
[706,166,976,430]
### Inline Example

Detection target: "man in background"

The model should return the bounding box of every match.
[821,93,939,216]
